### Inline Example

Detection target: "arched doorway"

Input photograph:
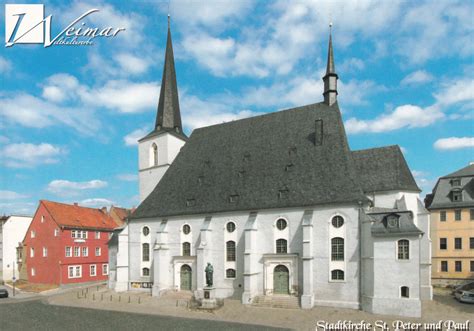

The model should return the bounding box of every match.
[180,264,192,291]
[273,265,289,294]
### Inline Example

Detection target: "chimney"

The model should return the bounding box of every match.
[73,202,78,206]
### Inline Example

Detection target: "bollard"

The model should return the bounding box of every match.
[110,294,112,301]
[119,295,121,302]
[96,285,99,291]
[128,296,131,303]
[93,294,95,301]
[101,293,103,301]
[138,296,141,304]
[86,288,89,294]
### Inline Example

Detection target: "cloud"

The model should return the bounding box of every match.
[1,143,63,168]
[401,70,433,85]
[79,80,159,113]
[46,179,108,196]
[434,78,474,107]
[0,190,28,200]
[124,127,150,146]
[345,104,444,134]
[434,137,474,151]
[0,136,9,144]
[79,198,115,208]
[339,58,365,73]
[0,202,37,216]
[116,173,138,181]
[412,170,436,195]
[0,56,12,74]
[114,53,152,75]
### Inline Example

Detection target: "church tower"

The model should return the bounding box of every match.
[323,24,338,106]
[138,16,187,202]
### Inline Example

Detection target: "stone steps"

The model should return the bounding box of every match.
[252,295,300,309]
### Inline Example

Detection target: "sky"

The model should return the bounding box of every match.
[0,0,473,215]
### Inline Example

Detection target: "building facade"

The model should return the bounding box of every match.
[0,215,32,283]
[23,200,117,285]
[110,22,432,318]
[426,164,474,286]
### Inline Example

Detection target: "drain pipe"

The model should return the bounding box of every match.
[357,200,363,310]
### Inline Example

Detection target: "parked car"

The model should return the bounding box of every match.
[452,281,474,295]
[0,289,8,298]
[455,290,474,304]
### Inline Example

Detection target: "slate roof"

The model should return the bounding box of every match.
[352,146,420,193]
[42,200,117,231]
[427,164,474,209]
[368,210,423,237]
[133,102,373,219]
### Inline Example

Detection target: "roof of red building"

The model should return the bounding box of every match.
[41,200,117,231]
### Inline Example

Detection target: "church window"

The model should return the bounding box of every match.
[142,243,150,261]
[401,286,409,298]
[226,269,236,279]
[276,218,287,230]
[226,222,236,233]
[142,268,150,276]
[397,240,409,260]
[183,224,191,235]
[143,226,150,236]
[276,239,287,253]
[332,215,344,228]
[152,143,158,166]
[226,241,236,261]
[331,237,344,261]
[182,242,191,256]
[331,269,344,280]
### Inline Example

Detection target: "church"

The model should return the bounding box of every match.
[109,19,432,318]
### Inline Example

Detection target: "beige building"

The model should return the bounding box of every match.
[426,163,474,285]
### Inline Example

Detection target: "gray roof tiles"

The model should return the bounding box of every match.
[132,101,419,219]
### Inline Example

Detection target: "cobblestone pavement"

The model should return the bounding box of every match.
[0,299,288,331]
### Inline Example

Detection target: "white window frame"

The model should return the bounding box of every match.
[30,247,34,258]
[31,268,36,276]
[31,230,35,238]
[54,228,59,237]
[82,247,88,257]
[95,231,100,239]
[68,265,82,279]
[90,264,97,277]
[71,230,76,238]
[74,246,80,257]
[102,264,109,275]
[43,247,47,257]
[95,247,101,256]
[41,216,44,223]
[65,246,72,257]
[82,231,88,239]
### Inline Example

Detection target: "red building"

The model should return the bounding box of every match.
[23,200,117,285]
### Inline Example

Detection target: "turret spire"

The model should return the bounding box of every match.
[155,14,183,134]
[323,22,338,106]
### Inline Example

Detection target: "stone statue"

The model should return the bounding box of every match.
[205,262,213,287]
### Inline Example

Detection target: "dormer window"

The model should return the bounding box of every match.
[186,199,195,207]
[385,214,400,228]
[229,194,240,203]
[451,179,461,187]
[452,190,462,202]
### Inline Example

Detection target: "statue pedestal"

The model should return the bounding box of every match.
[200,287,218,309]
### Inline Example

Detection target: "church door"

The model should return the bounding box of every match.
[180,264,192,291]
[273,265,289,294]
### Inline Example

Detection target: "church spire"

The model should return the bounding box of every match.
[155,14,183,134]
[323,23,338,106]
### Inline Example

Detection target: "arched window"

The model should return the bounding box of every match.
[276,238,287,253]
[182,224,191,235]
[331,237,344,261]
[226,221,236,233]
[226,241,236,261]
[182,242,191,256]
[142,226,150,236]
[142,243,150,262]
[398,240,409,260]
[332,215,344,228]
[142,268,150,276]
[152,143,158,166]
[331,269,344,280]
[226,268,236,279]
[401,286,409,298]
